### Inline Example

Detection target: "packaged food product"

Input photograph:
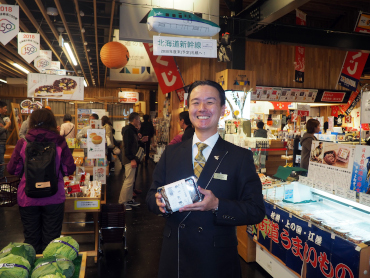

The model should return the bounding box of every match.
[158,176,202,213]
[336,148,350,163]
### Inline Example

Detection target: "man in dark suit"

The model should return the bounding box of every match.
[146,80,265,278]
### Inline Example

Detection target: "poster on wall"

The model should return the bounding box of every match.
[308,142,355,191]
[0,4,19,45]
[27,73,84,100]
[87,129,106,159]
[279,88,291,101]
[350,145,370,194]
[306,89,318,102]
[77,109,91,132]
[251,87,263,100]
[110,31,157,83]
[269,87,281,101]
[287,89,299,101]
[259,87,270,101]
[34,50,52,72]
[18,33,40,63]
[93,167,106,184]
[296,89,308,102]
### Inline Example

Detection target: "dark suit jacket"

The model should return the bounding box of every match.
[146,137,265,278]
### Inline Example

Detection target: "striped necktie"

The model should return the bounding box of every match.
[194,143,208,178]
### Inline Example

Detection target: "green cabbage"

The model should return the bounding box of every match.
[43,237,79,261]
[0,243,36,265]
[39,273,66,278]
[31,255,74,278]
[0,254,31,278]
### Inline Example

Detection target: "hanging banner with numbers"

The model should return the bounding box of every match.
[338,12,370,91]
[18,32,40,63]
[294,9,306,83]
[34,50,52,72]
[144,42,184,94]
[0,5,19,45]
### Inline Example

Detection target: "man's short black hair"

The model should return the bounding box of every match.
[129,112,140,123]
[179,111,191,126]
[91,113,99,120]
[63,113,72,122]
[0,101,7,108]
[257,121,264,129]
[143,114,150,122]
[187,80,225,107]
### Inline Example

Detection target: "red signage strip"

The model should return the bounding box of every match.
[321,92,346,103]
[144,43,184,95]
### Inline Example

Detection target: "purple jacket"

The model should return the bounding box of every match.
[7,128,76,207]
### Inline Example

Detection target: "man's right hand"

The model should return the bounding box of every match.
[4,121,11,129]
[131,159,137,168]
[155,192,166,213]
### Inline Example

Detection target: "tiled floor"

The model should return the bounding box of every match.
[0,159,271,278]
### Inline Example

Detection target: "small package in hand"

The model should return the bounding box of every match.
[158,176,202,213]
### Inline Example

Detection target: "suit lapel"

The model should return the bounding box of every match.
[197,137,228,189]
[182,138,195,178]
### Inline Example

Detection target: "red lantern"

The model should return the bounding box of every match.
[100,42,130,69]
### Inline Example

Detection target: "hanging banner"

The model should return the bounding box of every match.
[34,50,52,72]
[338,90,360,115]
[350,145,370,194]
[294,9,306,83]
[338,12,370,91]
[153,36,217,58]
[118,91,139,103]
[144,43,184,94]
[297,104,310,116]
[175,85,190,102]
[361,90,370,124]
[50,61,61,69]
[18,32,40,63]
[0,5,19,45]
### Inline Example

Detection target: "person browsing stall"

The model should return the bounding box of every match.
[300,119,320,170]
[254,121,268,138]
[146,80,265,278]
[59,114,75,139]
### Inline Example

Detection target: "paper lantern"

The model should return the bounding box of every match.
[100,42,129,69]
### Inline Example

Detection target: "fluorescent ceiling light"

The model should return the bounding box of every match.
[84,80,87,87]
[0,79,7,83]
[64,42,78,66]
[13,63,30,74]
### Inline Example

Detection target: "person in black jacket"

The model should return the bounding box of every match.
[139,114,154,166]
[180,111,195,141]
[119,112,147,210]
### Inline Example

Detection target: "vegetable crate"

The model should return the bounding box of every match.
[99,204,127,255]
[0,176,20,207]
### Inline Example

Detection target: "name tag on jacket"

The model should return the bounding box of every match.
[213,173,227,180]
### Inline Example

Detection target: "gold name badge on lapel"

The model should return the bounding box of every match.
[213,173,227,180]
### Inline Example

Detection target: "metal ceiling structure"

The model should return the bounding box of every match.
[0,0,370,87]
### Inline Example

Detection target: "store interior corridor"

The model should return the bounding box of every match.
[0,158,271,278]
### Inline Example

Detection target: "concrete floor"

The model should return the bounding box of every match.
[0,159,271,278]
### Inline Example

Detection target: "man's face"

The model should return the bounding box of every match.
[132,117,141,129]
[0,106,7,115]
[188,85,225,134]
[89,115,95,120]
[179,118,184,129]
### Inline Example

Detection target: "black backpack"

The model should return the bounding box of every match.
[24,138,59,198]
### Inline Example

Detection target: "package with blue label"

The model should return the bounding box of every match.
[157,176,202,213]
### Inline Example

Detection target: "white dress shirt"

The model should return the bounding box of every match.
[192,132,219,169]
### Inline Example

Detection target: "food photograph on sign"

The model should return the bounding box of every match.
[27,73,84,100]
[321,143,353,169]
[310,141,324,163]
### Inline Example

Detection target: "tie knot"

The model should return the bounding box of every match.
[196,142,208,152]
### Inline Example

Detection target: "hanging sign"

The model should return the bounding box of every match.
[118,91,139,103]
[153,36,217,58]
[18,32,40,63]
[144,42,184,94]
[338,12,370,91]
[34,50,52,72]
[50,61,60,69]
[294,9,306,83]
[87,129,106,159]
[175,85,190,102]
[0,4,19,45]
[297,104,310,116]
[93,167,106,184]
[321,91,346,102]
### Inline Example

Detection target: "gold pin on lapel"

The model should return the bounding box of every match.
[214,156,219,160]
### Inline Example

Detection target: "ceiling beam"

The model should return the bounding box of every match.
[246,24,370,51]
[94,0,101,87]
[0,44,38,73]
[54,0,84,79]
[0,54,27,77]
[236,0,312,36]
[15,0,68,70]
[73,0,93,87]
[0,64,22,78]
[104,0,115,88]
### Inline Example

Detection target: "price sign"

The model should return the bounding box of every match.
[74,200,100,210]
[359,193,370,207]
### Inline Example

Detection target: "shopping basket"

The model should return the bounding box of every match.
[0,175,20,207]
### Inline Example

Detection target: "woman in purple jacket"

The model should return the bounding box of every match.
[7,108,76,253]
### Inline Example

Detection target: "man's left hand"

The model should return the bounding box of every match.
[179,187,219,212]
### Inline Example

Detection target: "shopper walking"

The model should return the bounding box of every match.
[7,108,75,253]
[300,119,321,170]
[59,114,75,139]
[140,114,155,165]
[146,80,265,278]
[102,116,114,172]
[0,101,11,179]
[119,112,147,210]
